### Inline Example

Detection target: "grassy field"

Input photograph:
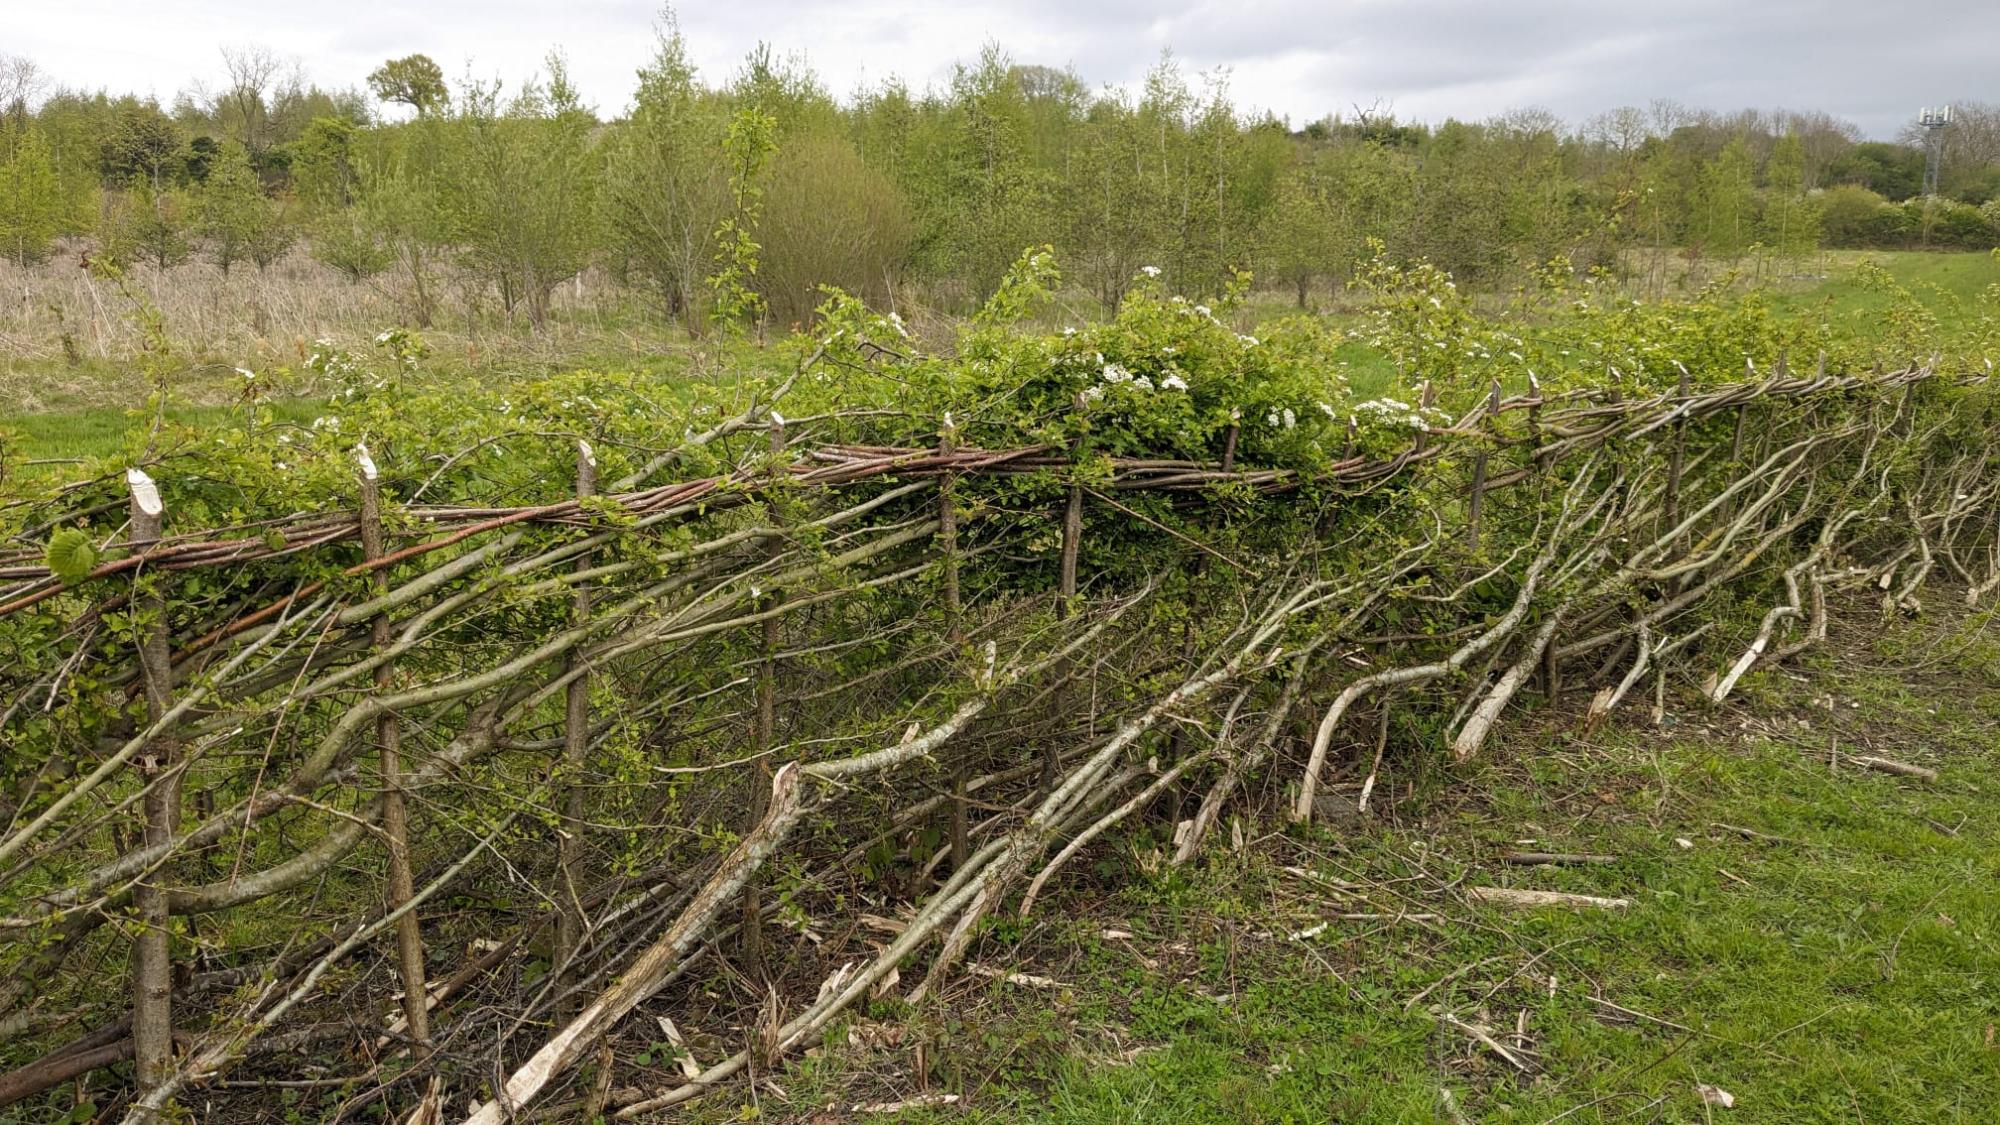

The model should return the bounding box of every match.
[667,594,2000,1123]
[1774,248,2000,323]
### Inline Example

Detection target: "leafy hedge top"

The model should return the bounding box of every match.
[4,248,1995,544]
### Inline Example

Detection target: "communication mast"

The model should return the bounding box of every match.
[1918,105,1953,196]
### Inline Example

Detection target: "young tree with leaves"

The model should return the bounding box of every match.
[1692,136,1757,260]
[1761,132,1822,263]
[601,18,729,330]
[706,104,777,336]
[0,125,64,263]
[1257,157,1343,308]
[447,56,600,331]
[310,205,390,282]
[355,156,449,325]
[106,177,192,269]
[195,140,277,274]
[758,133,912,325]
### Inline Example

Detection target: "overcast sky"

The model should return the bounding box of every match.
[12,1,1997,139]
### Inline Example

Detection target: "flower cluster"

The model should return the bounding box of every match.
[1352,397,1434,432]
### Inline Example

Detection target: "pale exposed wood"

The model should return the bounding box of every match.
[1851,755,1937,783]
[1466,887,1629,911]
[1501,852,1618,866]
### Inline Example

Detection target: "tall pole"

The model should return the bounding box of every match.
[1918,106,1951,198]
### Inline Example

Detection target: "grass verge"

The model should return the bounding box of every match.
[668,594,2000,1123]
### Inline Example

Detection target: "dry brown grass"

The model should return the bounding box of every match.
[0,242,696,416]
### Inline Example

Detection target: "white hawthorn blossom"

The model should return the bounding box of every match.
[1354,397,1430,431]
[1162,374,1189,392]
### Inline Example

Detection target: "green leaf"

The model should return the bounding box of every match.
[45,528,98,586]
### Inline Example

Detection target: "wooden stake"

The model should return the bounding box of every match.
[1663,365,1690,536]
[1524,371,1544,467]
[357,447,431,1054]
[1058,477,1084,612]
[556,441,597,1006]
[939,419,969,872]
[1467,380,1500,549]
[126,468,177,1103]
[742,419,787,977]
[1049,397,1088,794]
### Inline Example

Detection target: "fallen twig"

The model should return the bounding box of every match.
[1850,755,1937,783]
[1500,852,1618,866]
[1465,887,1629,911]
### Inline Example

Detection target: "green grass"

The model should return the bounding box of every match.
[691,603,2000,1123]
[1776,248,2000,322]
[7,399,327,464]
[0,340,744,472]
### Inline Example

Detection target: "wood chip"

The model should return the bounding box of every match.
[654,1016,702,1080]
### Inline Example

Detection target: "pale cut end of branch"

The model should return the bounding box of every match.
[125,468,162,516]
[355,444,378,481]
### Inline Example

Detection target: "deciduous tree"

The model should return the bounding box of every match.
[367,54,448,118]
[0,125,64,263]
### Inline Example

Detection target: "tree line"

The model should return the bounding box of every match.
[2,29,1999,332]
